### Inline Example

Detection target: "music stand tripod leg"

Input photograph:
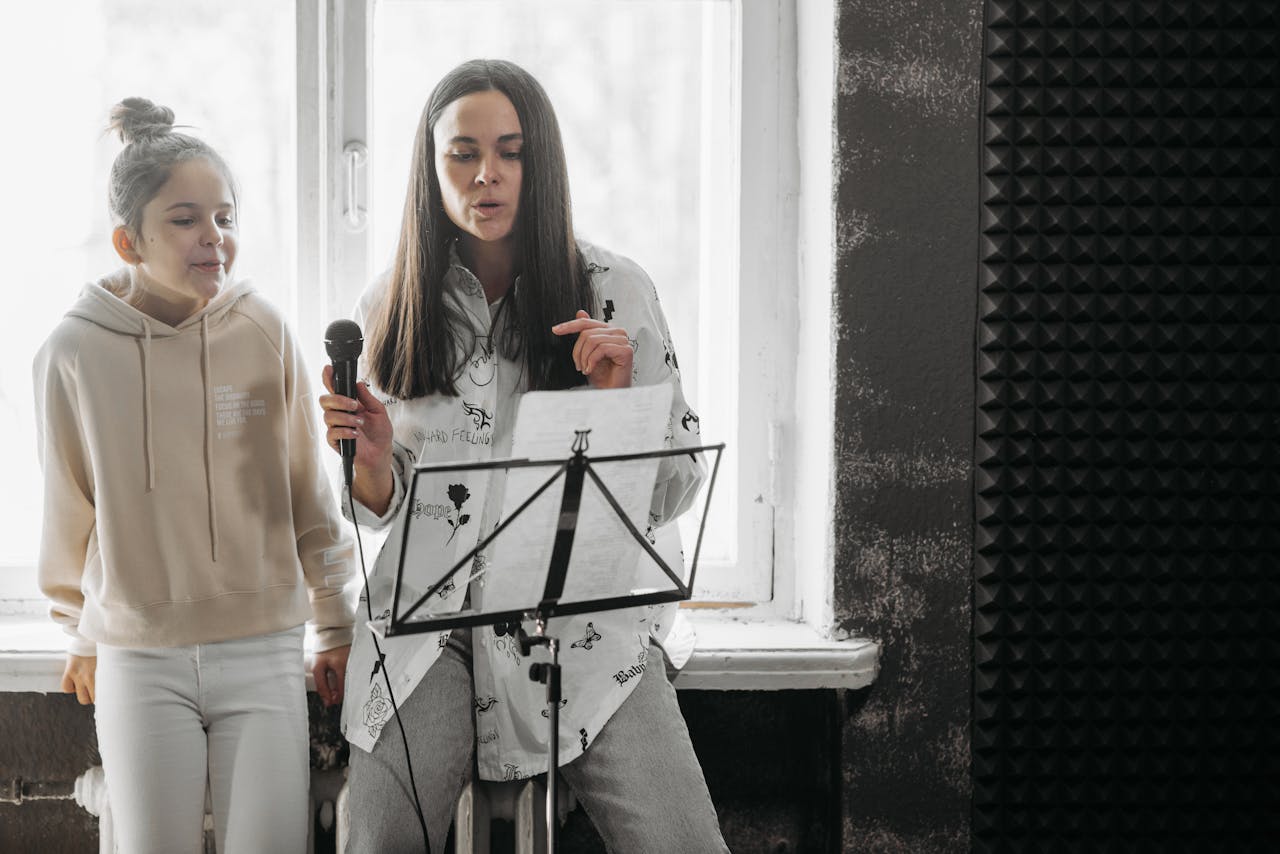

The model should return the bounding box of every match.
[521,621,561,853]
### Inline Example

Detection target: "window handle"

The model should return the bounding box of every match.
[343,141,368,232]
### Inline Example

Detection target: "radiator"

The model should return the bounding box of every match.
[3,766,345,853]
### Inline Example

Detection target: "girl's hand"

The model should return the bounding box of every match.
[311,644,350,707]
[319,367,396,513]
[61,654,96,705]
[552,310,634,389]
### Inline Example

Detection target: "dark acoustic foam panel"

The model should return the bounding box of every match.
[975,1,1278,851]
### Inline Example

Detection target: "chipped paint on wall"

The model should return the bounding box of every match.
[840,817,970,854]
[838,50,977,123]
[838,445,969,492]
[833,0,980,849]
[835,527,968,635]
[836,133,895,175]
[835,352,891,412]
[838,0,983,126]
[836,207,892,257]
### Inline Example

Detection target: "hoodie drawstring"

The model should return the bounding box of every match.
[141,319,155,491]
[201,314,219,561]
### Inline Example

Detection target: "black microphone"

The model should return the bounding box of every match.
[324,319,364,488]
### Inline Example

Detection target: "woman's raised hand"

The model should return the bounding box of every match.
[552,310,634,390]
[319,366,396,514]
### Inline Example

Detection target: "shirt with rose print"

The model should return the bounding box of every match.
[339,241,705,781]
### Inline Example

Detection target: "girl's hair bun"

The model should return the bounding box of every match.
[107,97,176,145]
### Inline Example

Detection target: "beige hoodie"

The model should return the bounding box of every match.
[33,271,355,656]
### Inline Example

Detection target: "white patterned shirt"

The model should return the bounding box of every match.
[339,242,705,781]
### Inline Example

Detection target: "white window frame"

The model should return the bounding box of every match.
[3,0,840,641]
[297,0,809,611]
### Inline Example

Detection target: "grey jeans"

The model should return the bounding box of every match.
[345,627,728,853]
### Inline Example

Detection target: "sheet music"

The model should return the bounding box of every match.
[481,385,673,612]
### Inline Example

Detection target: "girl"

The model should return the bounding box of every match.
[34,97,355,853]
[321,60,728,853]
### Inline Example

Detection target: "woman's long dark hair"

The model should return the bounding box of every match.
[366,59,595,398]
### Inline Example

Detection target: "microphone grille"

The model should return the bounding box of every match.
[324,319,364,360]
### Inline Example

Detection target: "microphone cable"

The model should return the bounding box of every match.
[347,484,431,854]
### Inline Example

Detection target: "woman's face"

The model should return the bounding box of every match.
[124,157,237,314]
[433,90,524,247]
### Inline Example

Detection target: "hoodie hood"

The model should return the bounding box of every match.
[65,270,256,560]
[67,267,255,335]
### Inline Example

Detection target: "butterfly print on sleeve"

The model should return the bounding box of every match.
[571,622,602,651]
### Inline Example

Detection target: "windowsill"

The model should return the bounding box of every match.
[0,607,879,694]
[0,613,66,693]
[672,606,879,690]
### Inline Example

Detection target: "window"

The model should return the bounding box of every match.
[1,0,801,611]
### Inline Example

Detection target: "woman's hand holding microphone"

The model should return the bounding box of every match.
[319,366,397,517]
[319,308,632,516]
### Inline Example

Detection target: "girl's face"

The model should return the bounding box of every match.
[120,157,237,317]
[433,90,524,248]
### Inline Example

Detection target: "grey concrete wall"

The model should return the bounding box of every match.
[832,0,981,851]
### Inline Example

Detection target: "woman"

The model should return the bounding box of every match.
[321,60,727,853]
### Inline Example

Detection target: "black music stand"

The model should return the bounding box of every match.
[379,430,724,853]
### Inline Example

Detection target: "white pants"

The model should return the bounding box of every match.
[94,626,309,854]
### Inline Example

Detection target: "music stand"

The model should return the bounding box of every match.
[379,430,723,853]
